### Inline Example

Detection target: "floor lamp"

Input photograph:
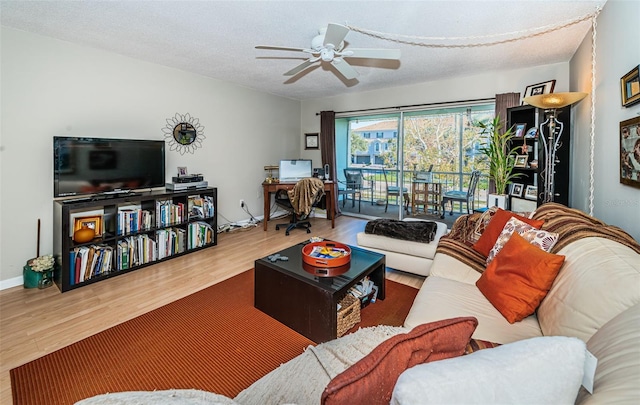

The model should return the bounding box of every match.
[522,92,588,203]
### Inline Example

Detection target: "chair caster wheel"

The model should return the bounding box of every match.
[276,225,280,230]
[306,229,311,233]
[285,231,290,236]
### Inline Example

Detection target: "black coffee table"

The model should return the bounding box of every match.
[254,241,385,343]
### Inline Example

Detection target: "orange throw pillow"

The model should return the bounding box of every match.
[321,317,478,405]
[476,233,565,323]
[472,208,544,257]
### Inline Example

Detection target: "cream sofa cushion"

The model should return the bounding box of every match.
[392,336,586,405]
[428,253,482,285]
[576,303,640,404]
[538,237,640,342]
[404,276,542,344]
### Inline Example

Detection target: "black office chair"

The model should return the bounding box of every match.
[275,177,325,235]
[440,170,481,218]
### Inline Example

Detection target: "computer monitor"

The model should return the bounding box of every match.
[279,159,313,182]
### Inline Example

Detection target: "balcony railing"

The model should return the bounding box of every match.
[338,167,488,216]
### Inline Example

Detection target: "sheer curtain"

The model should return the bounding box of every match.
[320,111,340,215]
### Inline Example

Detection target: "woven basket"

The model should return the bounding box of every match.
[337,293,361,337]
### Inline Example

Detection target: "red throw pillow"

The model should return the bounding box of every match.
[472,208,544,257]
[476,233,565,323]
[321,317,478,405]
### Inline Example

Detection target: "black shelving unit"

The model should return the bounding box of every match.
[507,105,571,209]
[53,188,217,292]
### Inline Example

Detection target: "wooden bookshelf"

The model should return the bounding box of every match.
[53,188,217,292]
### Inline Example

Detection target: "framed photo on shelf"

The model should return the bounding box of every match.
[177,166,188,177]
[522,80,556,104]
[524,185,538,200]
[620,116,640,189]
[305,133,319,149]
[73,215,103,237]
[510,183,524,197]
[514,155,528,168]
[620,65,640,107]
[514,123,527,138]
[525,127,538,138]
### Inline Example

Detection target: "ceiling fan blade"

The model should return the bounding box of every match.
[256,45,307,52]
[342,48,401,60]
[324,23,350,48]
[284,59,317,76]
[331,59,358,80]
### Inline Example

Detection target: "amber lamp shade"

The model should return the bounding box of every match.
[523,92,588,109]
[73,226,95,243]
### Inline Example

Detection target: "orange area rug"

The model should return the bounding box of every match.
[11,269,418,404]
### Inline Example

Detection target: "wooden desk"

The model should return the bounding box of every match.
[262,181,336,231]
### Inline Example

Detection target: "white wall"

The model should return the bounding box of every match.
[0,27,301,285]
[570,0,640,241]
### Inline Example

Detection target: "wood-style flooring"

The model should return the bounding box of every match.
[0,215,424,403]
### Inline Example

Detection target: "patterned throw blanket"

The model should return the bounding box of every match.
[365,219,438,243]
[287,177,325,216]
[436,203,640,275]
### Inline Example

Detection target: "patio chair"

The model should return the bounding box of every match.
[440,170,481,218]
[340,169,374,212]
[382,168,409,213]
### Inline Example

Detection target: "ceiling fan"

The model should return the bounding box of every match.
[256,23,401,80]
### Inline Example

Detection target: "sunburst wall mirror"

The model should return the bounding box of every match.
[162,113,205,155]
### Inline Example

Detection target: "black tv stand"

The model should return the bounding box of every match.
[53,188,218,292]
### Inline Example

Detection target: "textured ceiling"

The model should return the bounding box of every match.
[0,0,606,101]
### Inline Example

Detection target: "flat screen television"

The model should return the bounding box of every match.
[53,136,166,198]
[279,159,312,182]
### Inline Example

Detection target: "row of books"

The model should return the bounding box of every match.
[117,208,153,235]
[156,227,186,259]
[156,200,185,227]
[188,195,215,219]
[117,234,158,270]
[69,244,114,285]
[188,221,214,249]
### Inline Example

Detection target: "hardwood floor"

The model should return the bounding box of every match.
[0,215,424,403]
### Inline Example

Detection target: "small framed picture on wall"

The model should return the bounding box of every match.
[522,79,556,104]
[620,116,640,189]
[305,133,319,149]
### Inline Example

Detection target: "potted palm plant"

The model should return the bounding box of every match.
[477,116,522,209]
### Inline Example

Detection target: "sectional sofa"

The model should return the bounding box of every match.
[79,203,640,404]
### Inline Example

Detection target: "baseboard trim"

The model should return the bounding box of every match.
[1,276,24,291]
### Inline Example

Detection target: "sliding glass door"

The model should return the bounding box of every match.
[335,102,494,220]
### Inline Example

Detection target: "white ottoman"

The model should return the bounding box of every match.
[357,219,447,277]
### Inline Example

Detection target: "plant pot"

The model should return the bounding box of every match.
[488,194,509,210]
[23,264,53,289]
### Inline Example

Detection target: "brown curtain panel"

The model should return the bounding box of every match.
[320,111,340,215]
[494,92,521,134]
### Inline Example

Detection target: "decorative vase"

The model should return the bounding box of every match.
[73,225,95,243]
